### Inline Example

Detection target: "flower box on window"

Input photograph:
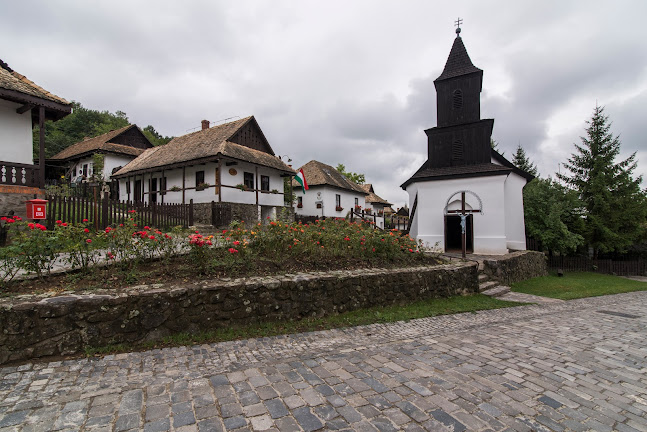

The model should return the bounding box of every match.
[335,206,344,212]
[196,182,210,191]
[365,208,372,214]
[354,205,362,210]
[297,203,303,208]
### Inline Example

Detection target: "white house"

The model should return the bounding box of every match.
[293,160,367,219]
[359,184,392,229]
[401,27,533,255]
[0,59,71,215]
[49,124,153,195]
[112,116,295,224]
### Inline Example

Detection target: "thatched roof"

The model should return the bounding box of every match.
[113,116,294,177]
[50,125,150,161]
[293,160,367,194]
[359,184,392,206]
[0,59,71,120]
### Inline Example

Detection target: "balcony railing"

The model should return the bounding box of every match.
[0,161,40,188]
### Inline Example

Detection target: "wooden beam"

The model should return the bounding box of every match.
[16,103,33,114]
[182,166,186,205]
[0,88,72,116]
[217,159,222,203]
[255,166,259,205]
[38,106,45,188]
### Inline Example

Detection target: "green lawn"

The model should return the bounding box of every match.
[511,272,647,300]
[86,294,518,356]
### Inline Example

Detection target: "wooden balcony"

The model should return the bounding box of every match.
[0,161,40,188]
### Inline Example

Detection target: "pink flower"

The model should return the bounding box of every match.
[149,235,155,240]
[5,219,14,224]
[408,248,414,253]
[344,236,350,241]
[233,240,240,246]
[86,239,92,244]
[61,222,67,227]
[228,248,239,254]
[82,218,89,222]
[13,216,22,221]
[119,223,124,227]
[144,226,151,230]
[28,223,35,229]
[84,228,90,233]
[128,210,136,213]
[36,224,46,231]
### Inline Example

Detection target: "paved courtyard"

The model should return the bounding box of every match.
[1,291,646,432]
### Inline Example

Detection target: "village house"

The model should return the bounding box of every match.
[401,26,533,254]
[359,184,392,229]
[112,116,295,225]
[48,124,153,195]
[293,160,367,219]
[0,59,72,215]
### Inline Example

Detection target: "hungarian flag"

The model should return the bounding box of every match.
[295,169,309,193]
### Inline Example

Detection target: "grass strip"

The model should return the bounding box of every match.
[85,294,519,357]
[511,271,647,300]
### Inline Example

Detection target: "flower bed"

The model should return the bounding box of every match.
[1,215,435,293]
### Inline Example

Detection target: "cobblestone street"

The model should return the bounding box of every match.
[1,291,646,431]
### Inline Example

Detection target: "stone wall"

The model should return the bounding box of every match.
[0,185,45,217]
[482,251,547,285]
[0,262,477,364]
[193,202,294,228]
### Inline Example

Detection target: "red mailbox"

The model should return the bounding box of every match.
[25,199,48,220]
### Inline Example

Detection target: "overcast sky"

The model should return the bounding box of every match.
[2,1,646,207]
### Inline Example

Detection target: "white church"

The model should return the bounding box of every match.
[401,26,533,255]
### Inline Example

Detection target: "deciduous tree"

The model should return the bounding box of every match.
[335,163,365,185]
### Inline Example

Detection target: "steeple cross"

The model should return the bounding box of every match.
[455,17,463,35]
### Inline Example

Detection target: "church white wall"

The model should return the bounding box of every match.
[0,99,33,165]
[406,175,510,254]
[504,173,527,251]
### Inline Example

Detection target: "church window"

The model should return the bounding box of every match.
[452,139,463,160]
[452,89,463,109]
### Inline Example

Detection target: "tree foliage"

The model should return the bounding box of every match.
[336,163,365,185]
[557,105,647,257]
[512,144,538,177]
[32,101,172,158]
[523,178,584,254]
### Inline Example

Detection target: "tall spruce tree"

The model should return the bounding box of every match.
[512,144,538,177]
[557,105,647,258]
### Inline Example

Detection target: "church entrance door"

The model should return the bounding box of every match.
[445,214,473,253]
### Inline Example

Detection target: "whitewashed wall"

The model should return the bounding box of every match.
[0,99,33,165]
[406,175,511,254]
[71,154,134,182]
[117,160,285,207]
[294,186,365,219]
[503,173,527,251]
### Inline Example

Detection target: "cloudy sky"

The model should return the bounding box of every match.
[2,1,646,207]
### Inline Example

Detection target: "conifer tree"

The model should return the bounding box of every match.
[512,144,538,177]
[557,105,647,258]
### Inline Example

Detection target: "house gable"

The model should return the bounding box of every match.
[229,118,275,155]
[108,126,154,150]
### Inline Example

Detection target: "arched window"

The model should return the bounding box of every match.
[452,89,463,109]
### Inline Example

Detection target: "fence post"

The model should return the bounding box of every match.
[101,192,109,229]
[188,199,194,227]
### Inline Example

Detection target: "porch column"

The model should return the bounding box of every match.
[38,106,45,188]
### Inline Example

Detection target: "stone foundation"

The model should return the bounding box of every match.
[482,251,547,285]
[0,262,477,364]
[0,185,45,217]
[192,202,294,228]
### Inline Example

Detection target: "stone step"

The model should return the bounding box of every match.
[479,280,499,291]
[478,273,489,282]
[481,285,511,298]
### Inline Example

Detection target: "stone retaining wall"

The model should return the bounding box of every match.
[483,251,547,285]
[0,262,477,364]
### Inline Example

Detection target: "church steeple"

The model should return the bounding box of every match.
[433,24,484,128]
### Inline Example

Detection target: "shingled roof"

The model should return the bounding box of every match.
[0,59,71,120]
[434,36,482,82]
[401,160,512,189]
[359,184,392,206]
[113,116,294,177]
[293,160,367,194]
[50,125,150,161]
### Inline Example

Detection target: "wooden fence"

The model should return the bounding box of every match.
[548,256,646,276]
[45,194,193,230]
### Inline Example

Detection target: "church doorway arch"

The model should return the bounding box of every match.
[443,190,483,255]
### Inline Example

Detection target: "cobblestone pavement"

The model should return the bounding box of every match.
[1,292,646,432]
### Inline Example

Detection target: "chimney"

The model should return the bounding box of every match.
[201,119,210,130]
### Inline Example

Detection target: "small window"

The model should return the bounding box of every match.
[82,164,88,176]
[161,177,167,192]
[72,167,77,177]
[150,178,157,203]
[244,172,254,189]
[452,139,464,160]
[336,194,341,207]
[297,196,303,206]
[261,175,270,192]
[195,170,205,186]
[355,198,359,206]
[453,89,463,109]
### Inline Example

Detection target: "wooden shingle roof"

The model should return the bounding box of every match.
[50,125,149,161]
[434,36,482,82]
[113,116,294,177]
[0,59,71,120]
[401,161,512,189]
[359,184,392,206]
[293,160,367,194]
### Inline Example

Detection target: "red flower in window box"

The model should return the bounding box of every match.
[335,206,344,212]
[297,203,303,208]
